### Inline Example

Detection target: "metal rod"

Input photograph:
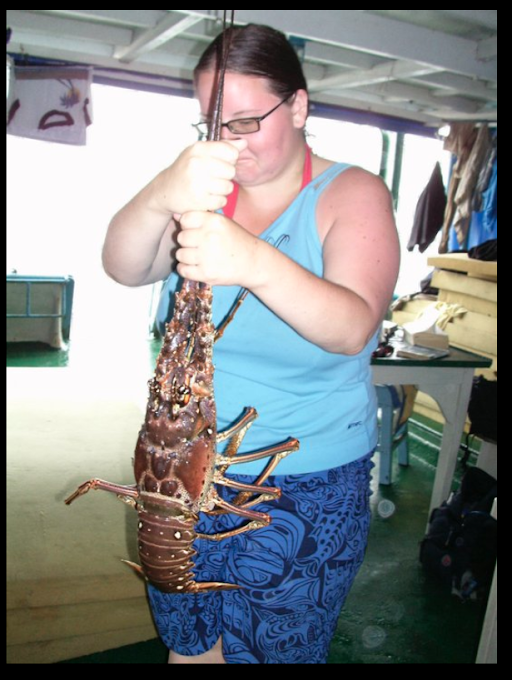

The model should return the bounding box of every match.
[207,10,235,142]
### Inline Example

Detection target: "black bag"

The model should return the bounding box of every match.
[468,376,497,443]
[419,467,497,601]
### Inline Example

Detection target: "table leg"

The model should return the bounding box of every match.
[420,368,475,516]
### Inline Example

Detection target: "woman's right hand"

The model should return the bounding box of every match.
[103,138,247,287]
[155,139,247,216]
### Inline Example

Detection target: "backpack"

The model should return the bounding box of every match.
[468,376,497,443]
[419,467,497,601]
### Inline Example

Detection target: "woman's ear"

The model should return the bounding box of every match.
[291,89,309,130]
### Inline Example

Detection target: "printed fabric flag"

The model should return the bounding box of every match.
[7,65,93,145]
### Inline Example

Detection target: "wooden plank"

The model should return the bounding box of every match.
[393,298,435,315]
[392,299,497,355]
[392,298,440,327]
[432,270,497,302]
[6,624,157,664]
[428,253,497,281]
[7,596,155,646]
[452,310,497,335]
[6,575,158,664]
[438,290,497,317]
[393,299,497,331]
[392,310,419,326]
[447,323,497,356]
[7,574,148,610]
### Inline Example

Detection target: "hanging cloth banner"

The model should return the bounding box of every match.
[7,65,93,146]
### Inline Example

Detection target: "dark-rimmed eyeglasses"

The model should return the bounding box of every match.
[192,94,293,140]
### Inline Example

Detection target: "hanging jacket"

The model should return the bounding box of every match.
[407,162,447,253]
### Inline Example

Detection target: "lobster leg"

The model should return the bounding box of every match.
[216,407,299,512]
[64,479,139,506]
[214,289,249,342]
[199,438,300,541]
[196,518,269,541]
[216,406,257,444]
[213,438,300,511]
[216,438,300,469]
[196,494,271,542]
[214,475,282,502]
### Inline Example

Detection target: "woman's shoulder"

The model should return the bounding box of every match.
[315,161,394,242]
[318,159,391,204]
[313,153,384,186]
[312,155,388,196]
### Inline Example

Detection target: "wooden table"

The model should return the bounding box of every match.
[372,346,492,516]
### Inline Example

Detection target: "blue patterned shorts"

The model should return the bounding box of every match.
[148,453,374,664]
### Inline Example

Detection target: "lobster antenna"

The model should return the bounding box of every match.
[208,10,235,142]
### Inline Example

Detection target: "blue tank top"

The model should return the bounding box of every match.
[156,162,378,475]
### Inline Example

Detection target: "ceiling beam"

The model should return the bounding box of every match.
[308,60,442,93]
[24,9,166,29]
[178,10,497,81]
[7,9,134,46]
[436,10,498,31]
[478,36,498,62]
[373,81,482,114]
[412,72,498,103]
[309,90,441,127]
[114,15,203,62]
[303,41,378,70]
[427,107,498,122]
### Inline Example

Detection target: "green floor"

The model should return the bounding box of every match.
[8,342,488,664]
[6,341,72,368]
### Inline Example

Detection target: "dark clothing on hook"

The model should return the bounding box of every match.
[407,162,447,253]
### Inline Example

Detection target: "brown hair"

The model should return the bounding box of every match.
[194,24,308,100]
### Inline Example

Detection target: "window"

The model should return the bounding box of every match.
[7,84,199,370]
[307,116,383,174]
[7,82,451,364]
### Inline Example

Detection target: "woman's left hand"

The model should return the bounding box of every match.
[175,211,262,287]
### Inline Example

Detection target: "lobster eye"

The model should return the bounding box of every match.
[177,386,191,406]
[170,375,192,418]
[179,389,191,406]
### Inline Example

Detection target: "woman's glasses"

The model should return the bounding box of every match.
[193,94,293,140]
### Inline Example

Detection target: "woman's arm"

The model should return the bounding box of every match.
[102,140,246,287]
[176,168,400,354]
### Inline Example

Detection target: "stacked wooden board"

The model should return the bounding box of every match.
[392,253,497,424]
[428,253,497,377]
[7,575,157,664]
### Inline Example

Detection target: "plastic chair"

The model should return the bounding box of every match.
[375,384,412,485]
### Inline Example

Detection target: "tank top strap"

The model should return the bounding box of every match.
[300,144,313,189]
[309,161,352,195]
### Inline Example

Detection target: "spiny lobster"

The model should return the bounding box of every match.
[64,11,299,593]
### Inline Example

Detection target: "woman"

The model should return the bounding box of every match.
[103,24,400,664]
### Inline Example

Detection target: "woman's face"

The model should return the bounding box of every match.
[195,71,308,186]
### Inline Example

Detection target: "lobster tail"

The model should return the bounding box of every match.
[135,507,238,593]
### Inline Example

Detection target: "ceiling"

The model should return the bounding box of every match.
[7,10,497,131]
